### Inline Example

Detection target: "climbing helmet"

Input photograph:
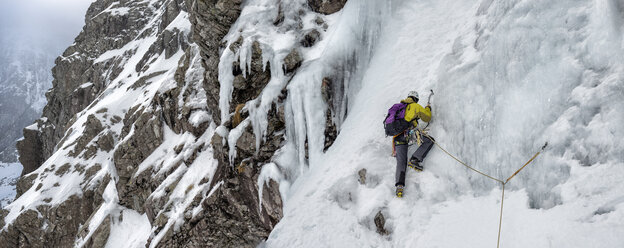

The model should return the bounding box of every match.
[408,90,419,102]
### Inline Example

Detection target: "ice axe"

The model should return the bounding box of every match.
[427,89,434,105]
[423,89,434,129]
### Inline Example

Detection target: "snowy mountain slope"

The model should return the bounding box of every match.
[265,0,624,247]
[1,0,623,247]
[2,0,285,246]
[0,0,213,246]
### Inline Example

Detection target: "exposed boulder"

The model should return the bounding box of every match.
[283,49,303,74]
[230,41,272,111]
[308,0,348,15]
[69,114,104,158]
[114,110,164,210]
[374,210,389,236]
[15,173,37,198]
[16,127,44,175]
[358,168,367,185]
[301,29,321,47]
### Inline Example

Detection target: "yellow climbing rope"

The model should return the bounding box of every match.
[425,134,504,184]
[505,142,548,184]
[419,131,547,248]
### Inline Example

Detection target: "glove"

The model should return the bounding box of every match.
[426,104,432,110]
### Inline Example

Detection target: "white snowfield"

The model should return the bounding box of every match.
[265,0,624,247]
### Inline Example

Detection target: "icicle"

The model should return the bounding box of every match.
[218,48,235,123]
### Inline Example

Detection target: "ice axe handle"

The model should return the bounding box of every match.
[427,89,434,105]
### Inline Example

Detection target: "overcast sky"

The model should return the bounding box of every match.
[0,0,94,52]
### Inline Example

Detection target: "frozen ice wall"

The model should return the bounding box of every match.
[265,0,624,247]
[279,0,392,179]
[219,0,392,187]
[437,0,624,208]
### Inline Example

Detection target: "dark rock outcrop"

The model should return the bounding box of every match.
[231,41,272,110]
[283,49,303,74]
[188,0,243,124]
[16,127,44,175]
[321,77,338,151]
[374,210,389,235]
[308,0,348,15]
[301,29,321,47]
[153,162,283,247]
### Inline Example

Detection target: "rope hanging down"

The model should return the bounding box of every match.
[419,131,547,248]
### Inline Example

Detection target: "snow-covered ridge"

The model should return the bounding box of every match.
[0,0,221,246]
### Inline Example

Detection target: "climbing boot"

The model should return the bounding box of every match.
[396,185,404,198]
[408,158,423,171]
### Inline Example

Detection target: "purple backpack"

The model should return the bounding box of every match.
[384,103,410,136]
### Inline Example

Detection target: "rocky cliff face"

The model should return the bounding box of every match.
[3,0,347,247]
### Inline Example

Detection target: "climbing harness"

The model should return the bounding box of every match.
[408,128,428,146]
[391,130,407,157]
[421,132,548,248]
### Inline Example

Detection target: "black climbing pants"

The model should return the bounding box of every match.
[394,131,434,186]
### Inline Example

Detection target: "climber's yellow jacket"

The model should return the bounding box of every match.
[401,97,431,127]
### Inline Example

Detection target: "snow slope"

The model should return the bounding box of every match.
[265,0,624,247]
[0,162,21,208]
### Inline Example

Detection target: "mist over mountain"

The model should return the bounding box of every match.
[0,0,92,206]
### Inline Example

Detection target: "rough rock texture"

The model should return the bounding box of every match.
[321,77,338,151]
[308,0,348,15]
[358,168,367,185]
[374,210,389,236]
[177,0,287,245]
[152,163,283,247]
[15,127,44,175]
[283,49,303,74]
[301,29,321,47]
[16,0,154,171]
[4,0,190,246]
[231,41,272,110]
[3,0,344,247]
[189,0,243,124]
[0,180,109,247]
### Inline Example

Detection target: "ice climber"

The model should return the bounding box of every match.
[383,90,434,198]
